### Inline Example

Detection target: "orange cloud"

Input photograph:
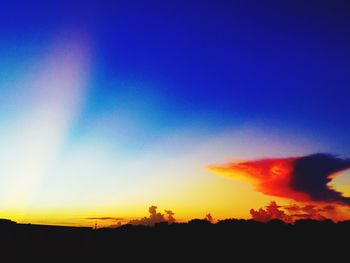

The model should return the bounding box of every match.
[209,153,350,205]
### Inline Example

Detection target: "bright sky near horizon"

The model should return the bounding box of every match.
[0,1,349,227]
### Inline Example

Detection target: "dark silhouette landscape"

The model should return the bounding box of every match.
[0,217,348,260]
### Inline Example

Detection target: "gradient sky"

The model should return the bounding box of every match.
[0,1,349,227]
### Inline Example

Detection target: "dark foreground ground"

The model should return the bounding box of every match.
[0,218,348,260]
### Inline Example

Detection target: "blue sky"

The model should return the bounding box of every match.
[1,1,350,136]
[0,1,349,225]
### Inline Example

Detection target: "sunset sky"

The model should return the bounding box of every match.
[0,1,349,227]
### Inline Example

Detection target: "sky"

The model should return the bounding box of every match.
[0,0,349,227]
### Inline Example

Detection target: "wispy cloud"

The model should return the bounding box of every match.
[85,217,123,221]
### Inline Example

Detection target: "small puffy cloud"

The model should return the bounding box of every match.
[128,206,176,226]
[250,201,342,223]
[165,210,175,224]
[204,213,214,223]
[250,201,293,223]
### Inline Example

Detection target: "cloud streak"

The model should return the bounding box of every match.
[86,217,123,221]
[208,153,350,205]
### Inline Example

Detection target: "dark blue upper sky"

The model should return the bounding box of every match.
[1,0,350,151]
